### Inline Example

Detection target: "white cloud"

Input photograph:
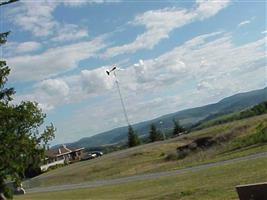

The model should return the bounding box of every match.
[195,0,230,19]
[14,66,115,111]
[261,30,267,34]
[104,0,230,57]
[3,41,41,57]
[112,31,265,100]
[237,20,251,28]
[36,79,70,111]
[63,0,119,7]
[15,41,42,53]
[63,0,93,6]
[14,32,266,141]
[127,32,227,91]
[80,67,115,94]
[5,0,116,40]
[51,24,89,42]
[14,78,70,111]
[197,80,213,91]
[7,1,58,37]
[7,37,107,82]
[39,79,70,97]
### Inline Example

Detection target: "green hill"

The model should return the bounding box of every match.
[66,87,267,149]
[194,101,267,130]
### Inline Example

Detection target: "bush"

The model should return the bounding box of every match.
[177,150,189,159]
[47,164,66,171]
[160,152,165,157]
[165,152,178,161]
[233,122,267,148]
[24,165,42,178]
[3,186,12,199]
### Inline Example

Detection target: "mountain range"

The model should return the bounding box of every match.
[62,87,267,149]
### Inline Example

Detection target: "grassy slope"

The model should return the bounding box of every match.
[194,101,267,130]
[23,114,267,189]
[16,157,267,200]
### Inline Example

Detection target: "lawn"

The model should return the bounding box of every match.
[23,114,267,189]
[16,156,267,200]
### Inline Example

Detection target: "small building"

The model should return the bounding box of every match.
[40,145,84,171]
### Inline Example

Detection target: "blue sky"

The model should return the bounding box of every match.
[1,0,266,145]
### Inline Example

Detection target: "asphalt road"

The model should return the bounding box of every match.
[26,151,267,194]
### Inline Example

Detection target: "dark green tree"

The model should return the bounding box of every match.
[172,119,185,136]
[128,125,140,147]
[149,123,163,142]
[0,5,56,199]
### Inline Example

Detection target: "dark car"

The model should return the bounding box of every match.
[91,151,103,157]
[81,153,97,161]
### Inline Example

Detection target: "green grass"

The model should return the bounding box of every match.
[16,157,267,200]
[23,114,267,189]
[231,121,267,149]
[194,101,267,130]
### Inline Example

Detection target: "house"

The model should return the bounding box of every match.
[40,145,84,171]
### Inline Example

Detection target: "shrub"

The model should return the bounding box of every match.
[165,152,178,161]
[176,150,189,159]
[160,152,165,157]
[24,165,42,178]
[233,122,267,148]
[47,164,66,171]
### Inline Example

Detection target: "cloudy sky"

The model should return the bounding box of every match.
[1,0,266,144]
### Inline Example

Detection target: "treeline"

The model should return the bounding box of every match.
[195,101,267,130]
[86,120,186,153]
[127,119,185,148]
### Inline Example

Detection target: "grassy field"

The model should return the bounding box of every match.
[23,114,267,189]
[16,156,267,200]
[193,101,267,130]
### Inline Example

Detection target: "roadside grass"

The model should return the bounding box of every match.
[23,114,267,189]
[16,157,267,200]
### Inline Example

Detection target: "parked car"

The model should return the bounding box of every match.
[81,151,103,161]
[91,151,103,157]
[81,153,97,161]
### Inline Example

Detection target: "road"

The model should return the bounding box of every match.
[26,151,267,193]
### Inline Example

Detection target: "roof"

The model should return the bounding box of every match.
[45,145,84,158]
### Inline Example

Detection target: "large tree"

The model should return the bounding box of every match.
[149,123,163,142]
[0,2,56,199]
[128,126,140,147]
[172,119,185,136]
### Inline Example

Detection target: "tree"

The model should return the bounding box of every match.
[0,8,56,199]
[128,126,140,147]
[149,123,163,142]
[172,119,185,136]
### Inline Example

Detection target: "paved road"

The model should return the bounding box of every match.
[26,151,267,194]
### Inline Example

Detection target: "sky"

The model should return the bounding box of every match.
[1,0,266,145]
